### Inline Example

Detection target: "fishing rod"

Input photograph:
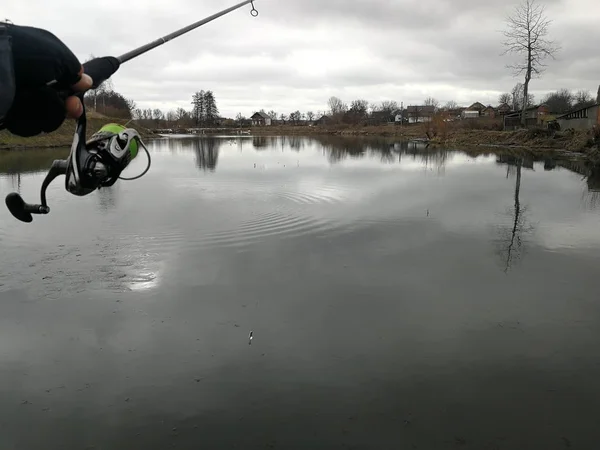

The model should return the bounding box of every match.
[5,0,259,223]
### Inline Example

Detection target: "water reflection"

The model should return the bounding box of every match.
[192,138,219,172]
[97,185,119,212]
[2,136,600,211]
[493,156,536,272]
[0,147,70,175]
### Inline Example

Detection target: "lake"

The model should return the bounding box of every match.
[1,135,600,449]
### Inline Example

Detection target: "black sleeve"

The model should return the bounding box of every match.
[0,23,16,130]
[8,24,82,90]
[1,23,84,137]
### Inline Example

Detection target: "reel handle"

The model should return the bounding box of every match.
[5,193,50,223]
[4,160,68,223]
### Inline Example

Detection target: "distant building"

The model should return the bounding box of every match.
[462,110,481,119]
[461,102,487,119]
[251,111,272,126]
[482,106,497,118]
[405,105,435,123]
[314,115,333,126]
[468,102,486,111]
[444,108,465,121]
[503,104,550,130]
[369,110,395,125]
[555,103,600,131]
[497,103,512,115]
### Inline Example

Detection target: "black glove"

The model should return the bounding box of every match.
[1,23,89,137]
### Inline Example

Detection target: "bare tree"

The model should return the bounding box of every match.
[327,96,347,116]
[152,109,164,128]
[379,100,399,115]
[306,111,315,122]
[236,112,244,126]
[511,82,535,110]
[543,88,573,114]
[498,93,512,105]
[166,110,177,125]
[444,100,459,110]
[502,0,560,126]
[597,85,600,104]
[573,90,595,109]
[495,158,535,272]
[424,97,439,109]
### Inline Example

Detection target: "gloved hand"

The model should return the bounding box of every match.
[1,23,93,137]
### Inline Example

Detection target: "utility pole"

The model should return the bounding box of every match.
[401,102,403,129]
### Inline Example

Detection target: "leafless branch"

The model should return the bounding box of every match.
[500,0,560,125]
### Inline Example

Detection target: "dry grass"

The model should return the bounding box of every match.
[249,123,424,137]
[0,116,155,150]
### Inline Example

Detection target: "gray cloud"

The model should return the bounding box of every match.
[5,0,599,117]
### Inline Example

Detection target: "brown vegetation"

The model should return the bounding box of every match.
[0,114,154,149]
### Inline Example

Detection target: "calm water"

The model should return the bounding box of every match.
[1,136,600,450]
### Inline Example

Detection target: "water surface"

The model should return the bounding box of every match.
[1,136,599,449]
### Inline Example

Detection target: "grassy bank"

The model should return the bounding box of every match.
[3,117,599,163]
[0,113,155,150]
[248,124,424,137]
[433,128,600,163]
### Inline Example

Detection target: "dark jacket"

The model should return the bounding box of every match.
[0,22,15,130]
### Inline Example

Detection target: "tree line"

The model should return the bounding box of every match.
[132,90,221,129]
[82,76,137,119]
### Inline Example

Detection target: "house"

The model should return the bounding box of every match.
[482,106,497,118]
[314,115,333,126]
[503,104,550,130]
[369,110,395,125]
[444,108,465,121]
[405,105,435,123]
[393,109,410,124]
[461,101,487,118]
[462,110,481,119]
[251,111,272,126]
[555,103,600,131]
[497,103,512,115]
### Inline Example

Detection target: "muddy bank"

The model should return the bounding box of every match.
[433,128,600,163]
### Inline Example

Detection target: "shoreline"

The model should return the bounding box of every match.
[2,122,598,164]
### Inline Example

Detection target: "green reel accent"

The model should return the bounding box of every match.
[98,123,139,159]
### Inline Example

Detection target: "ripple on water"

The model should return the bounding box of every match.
[173,177,356,206]
[199,208,340,248]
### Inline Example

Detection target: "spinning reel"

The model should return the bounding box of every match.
[4,0,259,223]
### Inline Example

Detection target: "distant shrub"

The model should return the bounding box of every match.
[454,117,504,131]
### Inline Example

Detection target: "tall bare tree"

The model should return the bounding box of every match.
[511,82,535,111]
[424,97,439,109]
[498,93,512,105]
[444,100,459,110]
[502,0,559,126]
[327,96,347,116]
[573,90,595,109]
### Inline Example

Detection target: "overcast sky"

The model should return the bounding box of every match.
[5,0,599,117]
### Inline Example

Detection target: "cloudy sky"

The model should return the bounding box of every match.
[5,0,599,118]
